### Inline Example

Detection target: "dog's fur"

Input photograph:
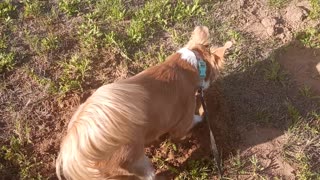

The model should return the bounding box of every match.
[56,26,232,180]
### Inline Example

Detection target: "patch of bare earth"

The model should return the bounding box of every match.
[277,43,320,95]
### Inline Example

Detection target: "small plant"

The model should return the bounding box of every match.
[0,119,43,179]
[77,17,103,53]
[286,102,301,124]
[0,35,8,49]
[176,159,216,180]
[296,28,320,48]
[268,0,289,8]
[299,85,313,98]
[162,139,178,152]
[0,0,16,19]
[58,0,81,16]
[229,150,246,175]
[24,31,59,54]
[310,0,320,19]
[264,59,286,83]
[127,0,204,44]
[157,45,167,63]
[40,34,59,52]
[0,52,15,73]
[152,156,179,175]
[283,113,320,179]
[249,155,264,177]
[228,30,242,43]
[94,0,125,21]
[168,28,188,46]
[25,68,57,93]
[256,110,272,124]
[23,0,43,18]
[58,54,91,94]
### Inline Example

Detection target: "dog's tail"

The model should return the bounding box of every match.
[56,83,147,180]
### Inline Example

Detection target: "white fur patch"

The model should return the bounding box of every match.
[177,48,198,68]
[193,115,203,125]
[201,80,210,90]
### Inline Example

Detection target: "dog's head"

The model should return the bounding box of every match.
[185,26,232,87]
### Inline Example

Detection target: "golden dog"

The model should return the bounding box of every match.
[56,26,232,180]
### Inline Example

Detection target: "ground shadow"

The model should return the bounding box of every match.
[153,40,320,178]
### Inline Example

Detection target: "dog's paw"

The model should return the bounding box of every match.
[193,115,203,125]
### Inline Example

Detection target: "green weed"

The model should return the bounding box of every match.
[296,28,320,48]
[157,45,168,63]
[104,31,131,61]
[229,150,246,175]
[77,17,103,53]
[283,113,320,179]
[286,102,301,124]
[256,110,272,124]
[24,31,59,54]
[168,27,188,46]
[94,0,125,21]
[162,139,178,152]
[0,0,16,19]
[227,30,243,43]
[58,0,81,16]
[41,34,59,52]
[268,0,289,8]
[127,0,204,44]
[1,136,43,179]
[249,155,264,177]
[25,68,57,93]
[0,35,8,49]
[299,85,313,98]
[264,59,286,83]
[176,159,216,180]
[23,0,43,18]
[58,54,91,94]
[310,0,320,19]
[152,156,179,175]
[0,51,15,73]
[0,119,43,179]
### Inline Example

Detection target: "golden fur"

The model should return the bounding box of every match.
[56,26,232,180]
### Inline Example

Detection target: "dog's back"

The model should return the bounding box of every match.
[56,83,148,179]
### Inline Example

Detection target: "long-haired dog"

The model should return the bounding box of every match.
[56,26,232,180]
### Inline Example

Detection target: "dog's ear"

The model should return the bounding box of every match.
[185,26,210,49]
[210,41,232,68]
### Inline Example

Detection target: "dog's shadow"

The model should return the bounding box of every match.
[150,40,320,179]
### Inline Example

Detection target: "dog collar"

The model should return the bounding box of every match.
[177,48,207,88]
[197,58,206,88]
[198,59,206,79]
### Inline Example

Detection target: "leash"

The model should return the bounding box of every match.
[197,88,223,178]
